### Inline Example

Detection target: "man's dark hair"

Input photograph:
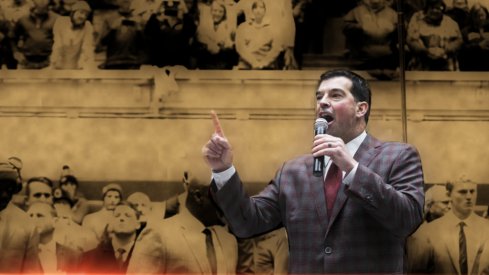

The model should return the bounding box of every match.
[26,177,54,197]
[318,69,371,124]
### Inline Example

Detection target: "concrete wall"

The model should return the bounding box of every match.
[1,69,488,201]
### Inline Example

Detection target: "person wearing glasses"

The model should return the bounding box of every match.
[0,157,42,273]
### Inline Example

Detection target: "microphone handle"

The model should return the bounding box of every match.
[312,126,326,177]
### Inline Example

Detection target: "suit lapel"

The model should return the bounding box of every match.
[326,135,381,233]
[305,156,330,233]
[179,218,210,274]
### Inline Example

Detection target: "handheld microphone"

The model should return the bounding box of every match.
[313,118,328,177]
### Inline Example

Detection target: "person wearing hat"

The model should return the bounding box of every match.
[82,183,123,245]
[0,158,42,273]
[58,171,90,224]
[50,0,95,69]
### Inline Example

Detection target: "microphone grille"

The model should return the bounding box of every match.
[314,118,328,130]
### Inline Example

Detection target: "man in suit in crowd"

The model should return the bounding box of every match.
[202,69,425,274]
[80,201,140,273]
[0,158,42,273]
[27,202,83,273]
[408,179,489,274]
[127,175,238,274]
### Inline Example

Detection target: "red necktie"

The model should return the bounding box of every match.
[324,162,342,218]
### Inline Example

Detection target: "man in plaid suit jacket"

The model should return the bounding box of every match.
[202,69,425,274]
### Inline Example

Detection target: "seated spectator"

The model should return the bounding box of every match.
[0,14,17,69]
[58,167,90,224]
[236,0,296,69]
[79,202,141,273]
[132,0,187,24]
[458,3,489,70]
[98,0,146,69]
[82,183,123,244]
[194,0,238,69]
[406,0,463,70]
[50,0,95,69]
[235,0,283,69]
[446,0,470,29]
[343,0,399,72]
[144,0,195,68]
[27,202,84,273]
[13,0,59,69]
[0,0,32,25]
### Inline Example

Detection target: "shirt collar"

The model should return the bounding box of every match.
[444,210,478,228]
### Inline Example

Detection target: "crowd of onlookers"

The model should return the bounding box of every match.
[0,160,289,273]
[343,0,489,73]
[0,0,306,70]
[1,0,489,73]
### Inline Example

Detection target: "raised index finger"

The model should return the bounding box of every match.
[211,110,225,137]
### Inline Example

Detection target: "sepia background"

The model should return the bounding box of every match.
[1,0,489,244]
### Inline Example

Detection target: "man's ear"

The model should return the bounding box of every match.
[356,101,369,118]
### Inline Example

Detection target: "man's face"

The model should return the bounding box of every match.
[316,76,367,142]
[429,196,451,219]
[27,203,55,235]
[71,10,89,27]
[450,182,477,217]
[111,205,139,235]
[104,190,121,210]
[28,181,53,205]
[127,195,151,218]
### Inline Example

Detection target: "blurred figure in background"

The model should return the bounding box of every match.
[235,0,283,69]
[237,227,288,275]
[127,191,160,233]
[144,0,195,68]
[13,0,59,69]
[82,183,123,244]
[424,184,452,223]
[128,175,238,274]
[27,202,83,273]
[406,0,463,70]
[50,0,95,69]
[0,157,42,273]
[193,0,238,69]
[58,167,90,224]
[458,3,489,70]
[343,0,399,77]
[408,179,489,274]
[24,176,54,209]
[80,202,141,273]
[98,0,146,69]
